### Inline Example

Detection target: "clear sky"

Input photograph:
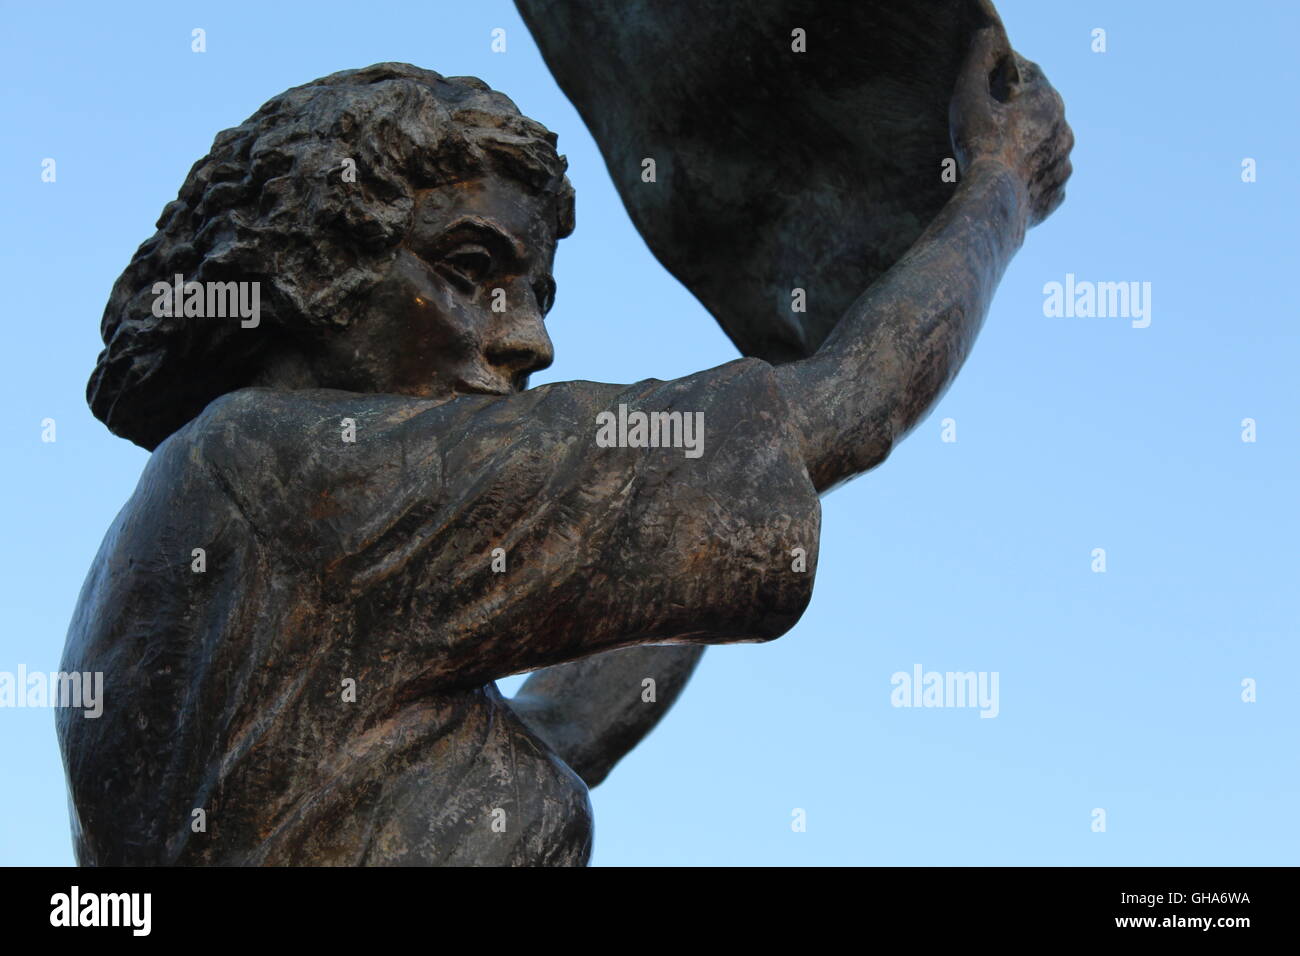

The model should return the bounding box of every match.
[2,0,1296,866]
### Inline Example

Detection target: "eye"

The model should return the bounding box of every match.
[436,243,494,288]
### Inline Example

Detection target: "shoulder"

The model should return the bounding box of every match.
[181,386,418,449]
[175,386,442,484]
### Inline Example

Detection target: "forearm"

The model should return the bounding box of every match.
[777,158,1029,493]
[510,644,705,788]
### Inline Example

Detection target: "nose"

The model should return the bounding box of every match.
[485,299,553,386]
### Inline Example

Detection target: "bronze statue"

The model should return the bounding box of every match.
[59,2,1070,865]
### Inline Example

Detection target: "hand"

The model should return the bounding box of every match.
[949,4,1074,227]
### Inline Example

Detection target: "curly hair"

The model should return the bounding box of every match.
[89,63,576,450]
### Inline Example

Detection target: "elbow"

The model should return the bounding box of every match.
[809,428,895,495]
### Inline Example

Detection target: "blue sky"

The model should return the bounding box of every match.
[2,0,1296,866]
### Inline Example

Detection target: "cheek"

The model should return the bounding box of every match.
[377,254,490,360]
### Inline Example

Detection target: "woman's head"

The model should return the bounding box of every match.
[90,63,575,450]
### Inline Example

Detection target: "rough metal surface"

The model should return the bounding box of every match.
[517,0,988,362]
[62,368,816,864]
[60,3,1070,866]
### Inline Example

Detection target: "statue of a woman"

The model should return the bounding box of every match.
[59,19,1070,865]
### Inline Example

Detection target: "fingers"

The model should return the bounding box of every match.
[963,21,1013,84]
[1029,146,1073,226]
[956,15,1016,111]
[971,21,1012,73]
[1013,54,1041,86]
[1060,121,1076,159]
[974,0,1011,54]
[1036,185,1066,226]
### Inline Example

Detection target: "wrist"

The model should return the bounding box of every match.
[960,156,1031,243]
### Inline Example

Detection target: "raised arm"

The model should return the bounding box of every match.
[777,18,1073,493]
[504,16,1074,781]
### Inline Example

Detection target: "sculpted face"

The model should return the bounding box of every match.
[289,175,558,398]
